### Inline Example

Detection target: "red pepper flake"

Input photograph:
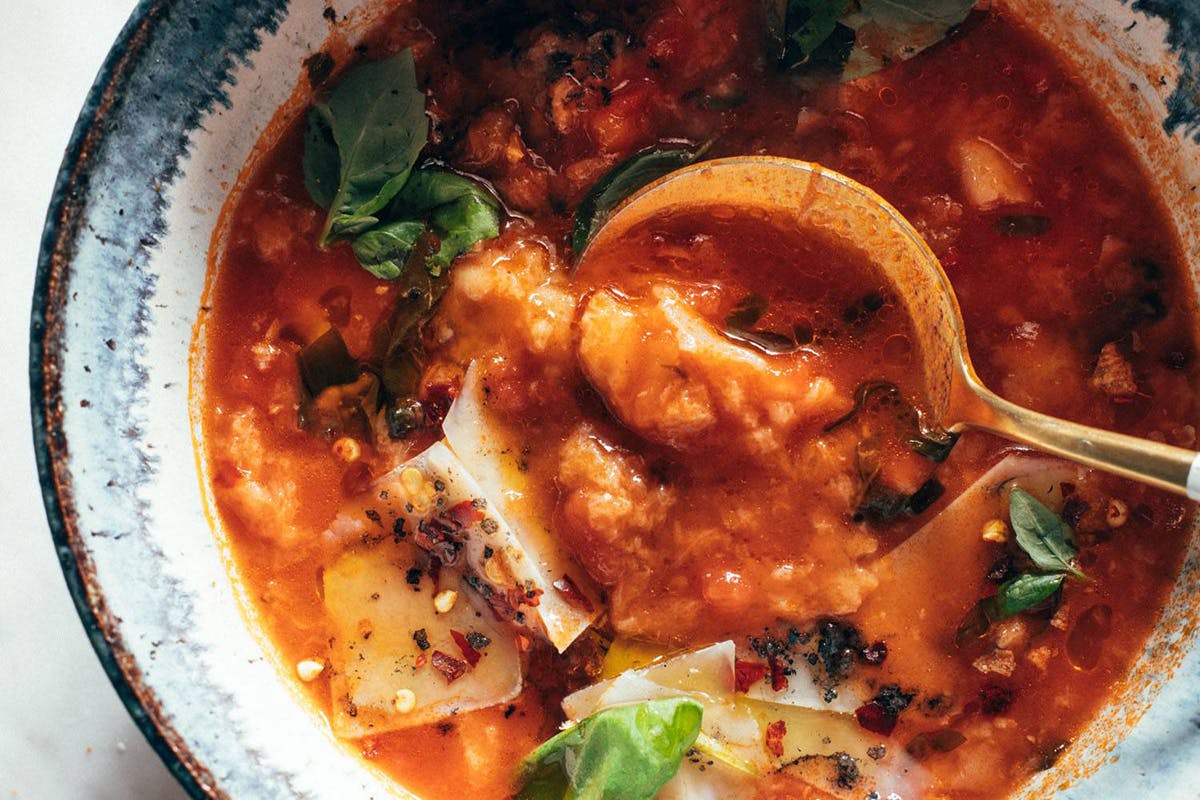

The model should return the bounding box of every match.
[431,650,468,684]
[734,659,769,693]
[451,629,482,667]
[855,701,898,735]
[523,585,544,607]
[515,633,532,653]
[447,500,484,529]
[552,574,595,613]
[765,719,787,758]
[414,653,427,668]
[768,655,789,692]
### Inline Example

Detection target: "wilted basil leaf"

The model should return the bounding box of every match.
[990,573,1064,618]
[908,430,959,462]
[297,327,359,396]
[573,143,708,256]
[780,0,852,68]
[780,0,978,81]
[352,220,427,280]
[1009,487,1084,578]
[516,698,703,800]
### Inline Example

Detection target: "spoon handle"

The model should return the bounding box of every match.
[959,384,1200,501]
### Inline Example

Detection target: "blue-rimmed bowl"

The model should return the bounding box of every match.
[29,0,1200,797]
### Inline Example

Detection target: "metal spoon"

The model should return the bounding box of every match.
[579,156,1200,500]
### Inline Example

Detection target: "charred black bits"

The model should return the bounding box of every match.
[412,628,430,650]
[304,51,335,87]
[817,619,864,679]
[861,640,888,665]
[873,685,914,715]
[833,752,860,789]
[465,631,491,650]
[920,694,955,717]
[405,567,423,586]
[1060,496,1090,527]
[985,553,1019,584]
[866,745,887,761]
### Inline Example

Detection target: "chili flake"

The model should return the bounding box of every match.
[431,650,468,683]
[765,719,787,757]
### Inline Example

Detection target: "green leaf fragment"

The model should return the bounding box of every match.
[990,573,1065,618]
[573,143,709,257]
[351,169,502,278]
[352,220,427,280]
[781,0,852,67]
[780,0,977,81]
[1009,487,1084,578]
[516,698,704,800]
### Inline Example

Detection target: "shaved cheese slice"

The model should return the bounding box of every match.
[562,642,929,799]
[564,641,735,721]
[739,658,861,714]
[443,361,600,650]
[323,545,521,738]
[327,439,595,651]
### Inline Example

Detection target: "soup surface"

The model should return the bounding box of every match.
[200,1,1197,798]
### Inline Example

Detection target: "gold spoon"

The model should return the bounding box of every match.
[579,156,1200,500]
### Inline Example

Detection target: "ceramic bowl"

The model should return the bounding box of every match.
[30,0,1200,797]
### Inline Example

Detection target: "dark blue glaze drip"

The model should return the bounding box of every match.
[1130,0,1200,141]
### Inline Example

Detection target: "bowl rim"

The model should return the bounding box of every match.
[29,1,214,797]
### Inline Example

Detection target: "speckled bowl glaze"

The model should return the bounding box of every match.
[29,1,1200,798]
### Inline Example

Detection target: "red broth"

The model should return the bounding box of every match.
[200,2,1196,798]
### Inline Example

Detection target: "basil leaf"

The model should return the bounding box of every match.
[302,105,339,210]
[781,0,852,68]
[908,430,958,462]
[516,697,703,800]
[573,144,708,256]
[352,169,502,279]
[297,327,359,396]
[310,49,429,245]
[352,220,427,280]
[781,0,977,81]
[991,573,1064,618]
[1009,487,1085,578]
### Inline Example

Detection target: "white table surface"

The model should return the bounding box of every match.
[1,2,191,798]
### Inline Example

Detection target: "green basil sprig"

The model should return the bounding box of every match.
[302,49,502,276]
[516,698,703,800]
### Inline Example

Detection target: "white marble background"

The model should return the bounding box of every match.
[0,2,190,798]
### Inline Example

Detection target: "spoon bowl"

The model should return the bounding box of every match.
[580,156,1200,500]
